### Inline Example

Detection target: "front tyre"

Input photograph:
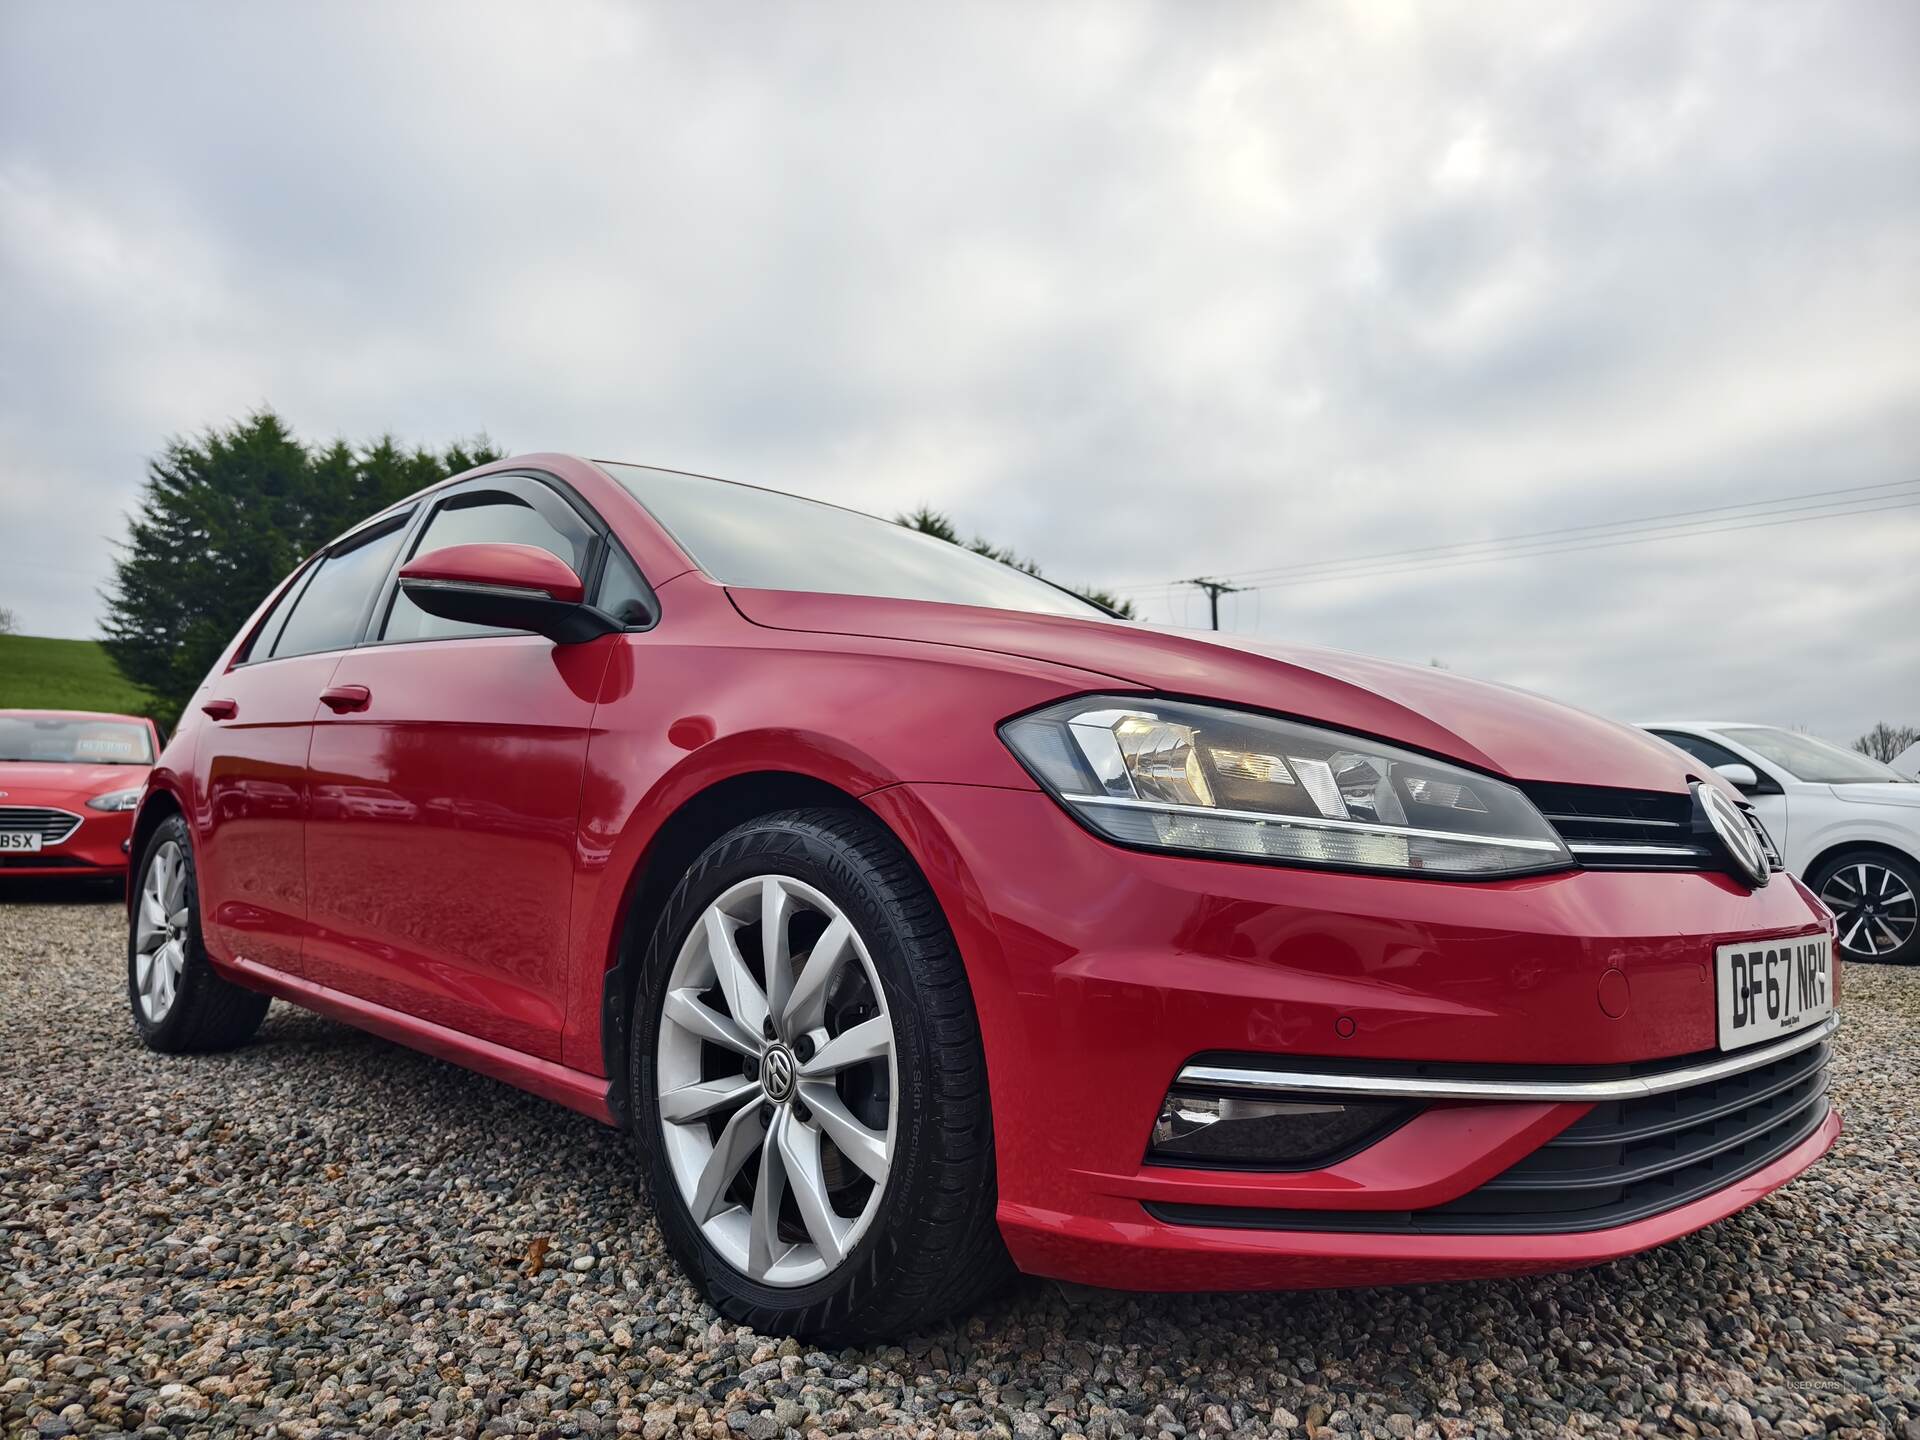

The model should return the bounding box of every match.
[632,807,1011,1341]
[1811,848,1919,964]
[128,815,271,1051]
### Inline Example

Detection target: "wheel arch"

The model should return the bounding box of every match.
[1804,837,1920,886]
[126,785,185,918]
[598,769,884,1125]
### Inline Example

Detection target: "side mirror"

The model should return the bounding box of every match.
[398,543,620,644]
[1713,762,1762,793]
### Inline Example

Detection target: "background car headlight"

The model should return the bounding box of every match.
[86,787,144,813]
[1001,696,1573,877]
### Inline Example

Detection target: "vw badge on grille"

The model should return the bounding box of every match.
[1695,781,1770,887]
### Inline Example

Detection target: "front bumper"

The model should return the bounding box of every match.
[0,804,135,879]
[868,782,1841,1290]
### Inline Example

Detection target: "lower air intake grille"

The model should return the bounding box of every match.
[1147,1038,1831,1235]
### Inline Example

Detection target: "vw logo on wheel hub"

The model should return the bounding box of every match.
[1694,781,1770,888]
[762,1043,797,1102]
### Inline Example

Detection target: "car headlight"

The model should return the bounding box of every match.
[86,787,144,813]
[1001,696,1573,878]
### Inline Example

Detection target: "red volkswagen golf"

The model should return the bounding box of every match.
[127,455,1840,1339]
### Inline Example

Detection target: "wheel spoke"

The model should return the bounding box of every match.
[690,1096,766,1222]
[704,910,769,1037]
[778,1108,847,1266]
[1872,917,1904,950]
[134,948,153,993]
[749,1109,792,1279]
[659,1074,759,1124]
[760,877,796,1030]
[663,988,760,1058]
[799,1016,891,1077]
[153,942,178,1013]
[780,914,854,1034]
[798,1081,889,1183]
[656,871,897,1288]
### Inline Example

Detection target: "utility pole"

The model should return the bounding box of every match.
[1185,577,1245,631]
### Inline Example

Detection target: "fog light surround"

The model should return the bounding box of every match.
[1149,1089,1412,1169]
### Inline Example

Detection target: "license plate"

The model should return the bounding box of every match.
[0,832,44,853]
[1716,934,1833,1051]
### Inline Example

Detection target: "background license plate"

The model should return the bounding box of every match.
[0,832,44,852]
[1716,935,1832,1051]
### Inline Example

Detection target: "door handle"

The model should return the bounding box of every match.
[319,684,372,714]
[201,698,239,721]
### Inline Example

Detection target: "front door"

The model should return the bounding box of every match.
[301,477,615,1059]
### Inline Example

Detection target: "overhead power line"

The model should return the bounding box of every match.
[1184,478,1918,589]
[1183,577,1244,630]
[1118,480,1918,598]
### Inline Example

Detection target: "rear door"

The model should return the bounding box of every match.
[193,512,413,976]
[301,475,629,1059]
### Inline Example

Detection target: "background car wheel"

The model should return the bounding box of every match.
[631,806,1011,1341]
[128,815,271,1051]
[1810,848,1919,965]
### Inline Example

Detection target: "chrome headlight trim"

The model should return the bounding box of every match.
[1000,695,1575,880]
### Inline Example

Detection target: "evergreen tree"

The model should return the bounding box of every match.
[102,410,497,725]
[896,507,1136,618]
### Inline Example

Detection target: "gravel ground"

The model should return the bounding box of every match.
[3,887,1915,1440]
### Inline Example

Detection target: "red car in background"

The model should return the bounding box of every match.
[125,454,1839,1340]
[1,709,158,881]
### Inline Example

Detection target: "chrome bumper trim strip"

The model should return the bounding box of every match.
[1176,1014,1839,1104]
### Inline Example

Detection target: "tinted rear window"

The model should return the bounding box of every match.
[600,463,1106,618]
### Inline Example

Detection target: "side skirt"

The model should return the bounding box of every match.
[219,953,617,1126]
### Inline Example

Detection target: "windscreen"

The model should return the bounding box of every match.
[1722,726,1909,784]
[600,462,1110,618]
[0,716,153,765]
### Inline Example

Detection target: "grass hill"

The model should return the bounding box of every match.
[0,634,158,719]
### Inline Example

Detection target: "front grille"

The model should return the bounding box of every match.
[1741,807,1784,871]
[0,806,82,844]
[1520,784,1782,879]
[1147,1038,1831,1235]
[1520,783,1715,871]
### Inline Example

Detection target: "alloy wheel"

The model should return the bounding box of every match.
[1820,861,1917,958]
[655,874,897,1286]
[135,839,189,1022]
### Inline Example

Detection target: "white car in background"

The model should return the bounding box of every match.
[1642,721,1919,964]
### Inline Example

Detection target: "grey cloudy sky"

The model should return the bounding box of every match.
[2,2,1916,742]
